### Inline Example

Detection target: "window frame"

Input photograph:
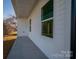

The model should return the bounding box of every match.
[41,0,53,38]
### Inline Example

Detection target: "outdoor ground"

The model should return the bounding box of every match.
[3,32,17,59]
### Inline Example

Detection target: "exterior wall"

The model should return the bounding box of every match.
[16,0,71,59]
[17,18,29,36]
[25,0,71,59]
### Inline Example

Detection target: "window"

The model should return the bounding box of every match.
[41,0,53,38]
[29,19,31,32]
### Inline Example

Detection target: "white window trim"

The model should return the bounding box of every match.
[41,17,53,22]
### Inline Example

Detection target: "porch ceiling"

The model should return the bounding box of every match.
[12,0,39,18]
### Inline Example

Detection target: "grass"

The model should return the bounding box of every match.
[4,35,17,41]
[3,32,17,59]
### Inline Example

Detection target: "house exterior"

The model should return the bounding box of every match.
[7,0,76,59]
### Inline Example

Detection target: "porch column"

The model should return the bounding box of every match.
[17,18,28,36]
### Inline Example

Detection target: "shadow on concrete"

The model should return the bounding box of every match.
[3,39,16,59]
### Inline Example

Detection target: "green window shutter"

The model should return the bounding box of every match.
[29,19,31,32]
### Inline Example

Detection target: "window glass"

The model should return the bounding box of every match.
[41,0,53,20]
[41,0,53,38]
[42,19,53,37]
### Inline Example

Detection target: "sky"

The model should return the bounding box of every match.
[3,0,16,19]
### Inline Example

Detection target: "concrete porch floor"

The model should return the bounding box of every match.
[7,36,48,59]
